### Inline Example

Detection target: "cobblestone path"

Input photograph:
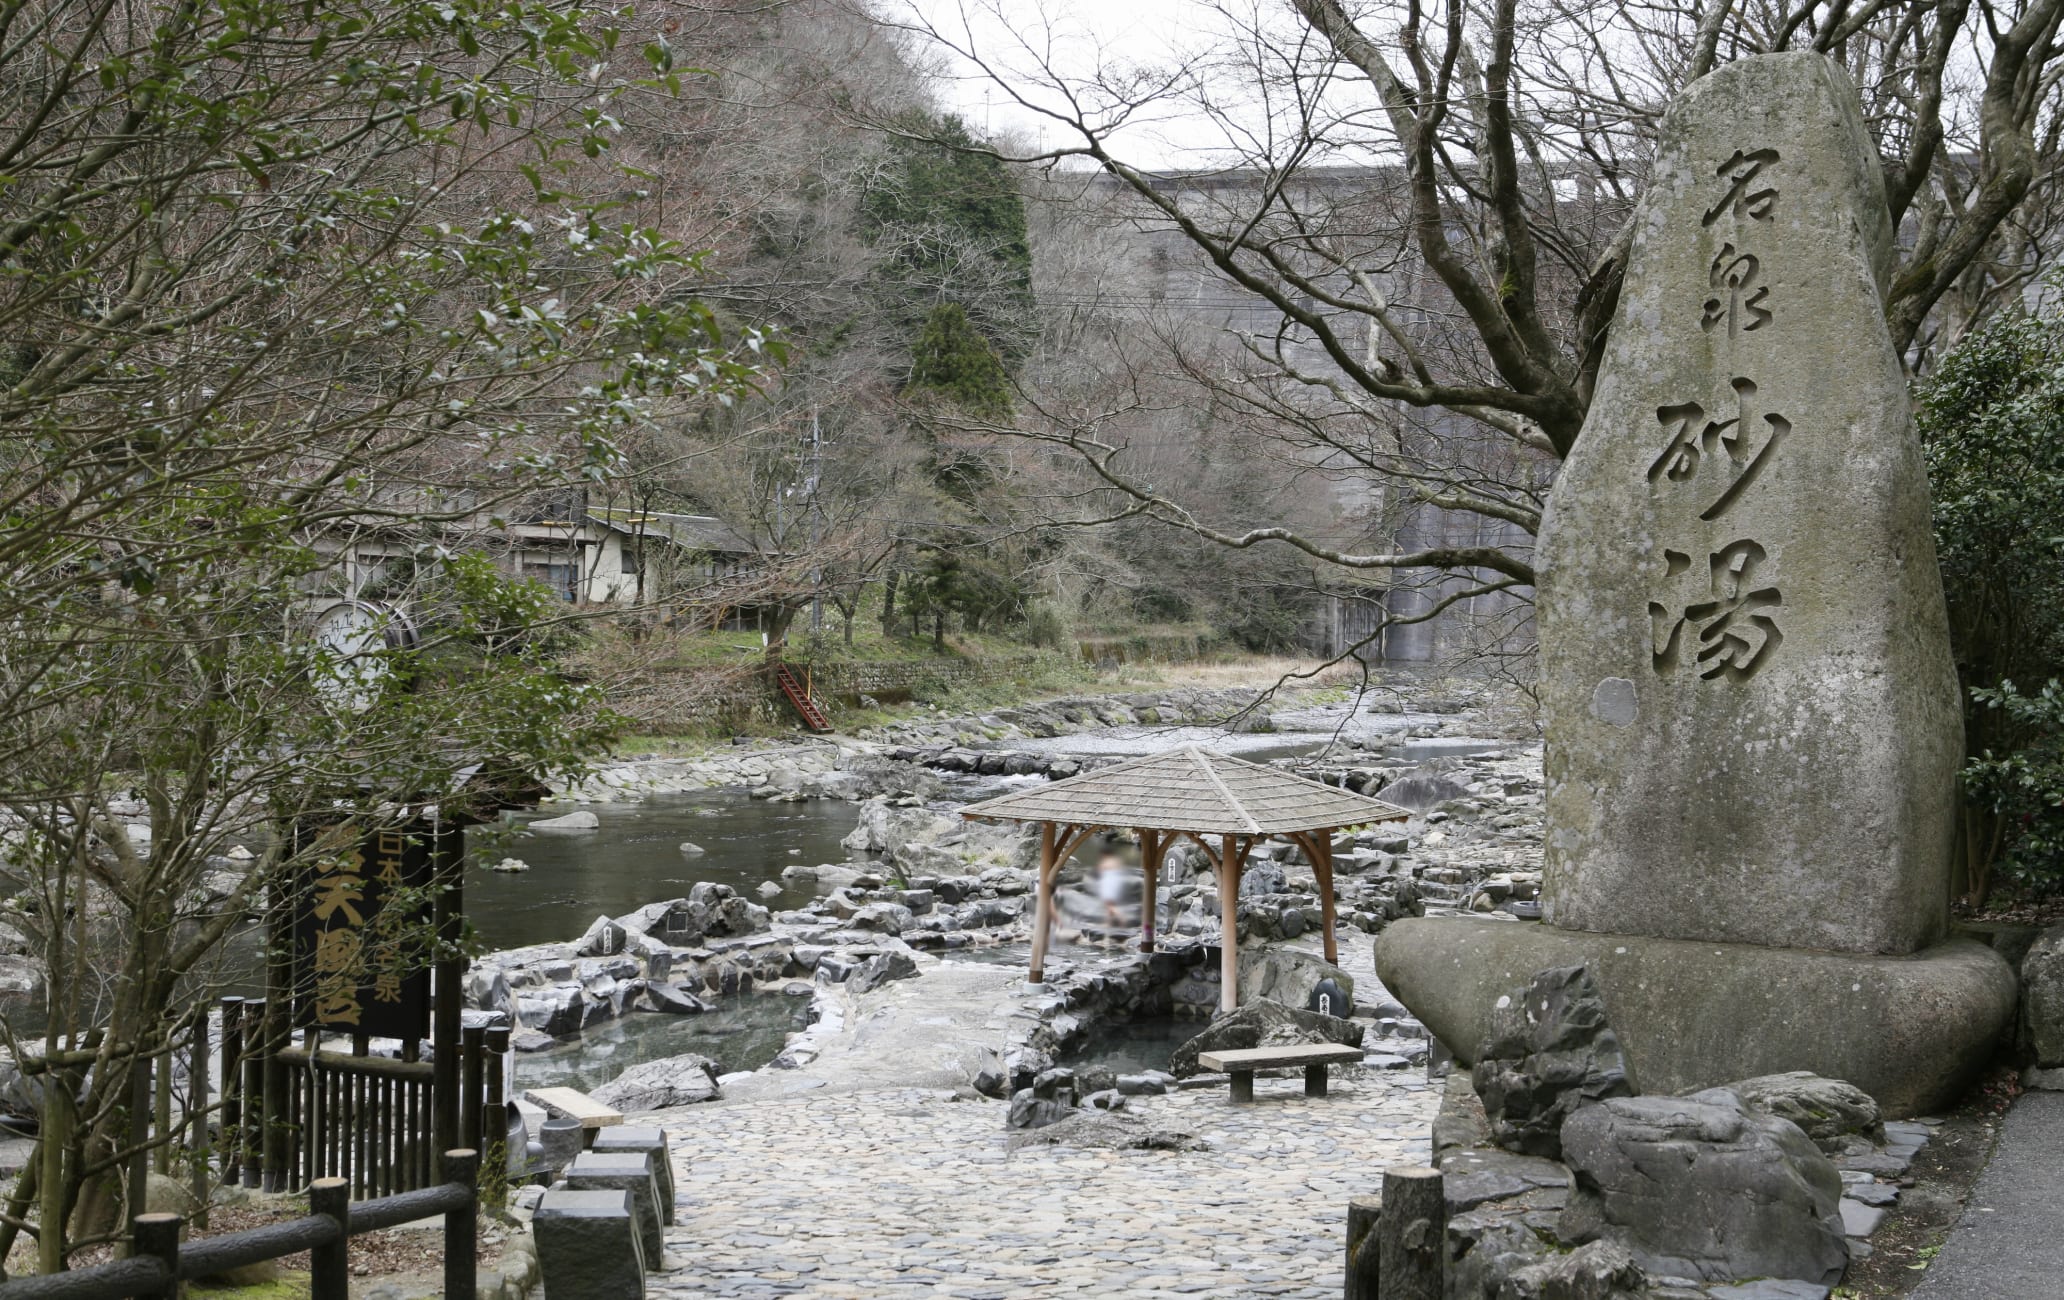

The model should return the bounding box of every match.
[648,1069,1438,1299]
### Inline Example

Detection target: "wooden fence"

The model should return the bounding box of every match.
[219,998,509,1200]
[0,1150,479,1300]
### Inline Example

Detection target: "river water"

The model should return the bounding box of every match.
[466,701,1500,952]
[465,791,859,951]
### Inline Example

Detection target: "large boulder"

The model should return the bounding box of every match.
[1471,965,1633,1159]
[1166,998,1363,1079]
[2020,924,2064,1067]
[589,1053,721,1111]
[1727,1071,1883,1153]
[1559,1090,1847,1285]
[1236,948,1355,1010]
[574,915,627,958]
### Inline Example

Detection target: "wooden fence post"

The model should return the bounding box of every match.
[1343,1195,1382,1300]
[132,1211,181,1300]
[460,1024,485,1153]
[240,998,265,1189]
[432,824,464,1159]
[220,997,243,1188]
[309,1176,350,1300]
[483,1024,509,1196]
[126,1053,151,1239]
[442,1148,479,1300]
[1376,1167,1445,1300]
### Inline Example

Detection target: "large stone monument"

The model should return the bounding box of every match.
[1375,51,2016,1115]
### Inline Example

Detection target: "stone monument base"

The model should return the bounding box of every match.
[1375,918,2015,1115]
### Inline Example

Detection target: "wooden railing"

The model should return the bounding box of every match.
[0,1149,479,1300]
[221,999,509,1199]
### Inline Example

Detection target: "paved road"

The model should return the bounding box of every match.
[1911,1089,2064,1300]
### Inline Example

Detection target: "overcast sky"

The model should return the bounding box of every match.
[888,0,1287,166]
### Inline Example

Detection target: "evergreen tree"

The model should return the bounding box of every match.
[907,303,1012,418]
[859,113,1035,364]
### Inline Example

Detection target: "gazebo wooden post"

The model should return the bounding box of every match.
[1312,831,1340,965]
[1029,821,1058,985]
[1218,832,1241,1014]
[1138,828,1161,953]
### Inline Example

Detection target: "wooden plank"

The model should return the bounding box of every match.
[523,1087,624,1128]
[1196,1043,1363,1072]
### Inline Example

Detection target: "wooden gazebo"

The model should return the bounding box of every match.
[960,746,1410,1013]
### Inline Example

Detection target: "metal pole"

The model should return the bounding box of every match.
[309,1177,350,1300]
[442,1148,479,1300]
[132,1212,181,1300]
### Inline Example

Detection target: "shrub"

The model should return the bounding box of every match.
[1917,306,2064,898]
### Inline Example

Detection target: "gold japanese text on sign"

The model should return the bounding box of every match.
[295,823,433,1039]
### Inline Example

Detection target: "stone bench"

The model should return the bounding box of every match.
[1197,1043,1364,1102]
[534,1188,645,1298]
[524,1086,623,1147]
[591,1125,676,1225]
[563,1150,664,1268]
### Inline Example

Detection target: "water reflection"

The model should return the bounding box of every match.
[466,791,862,950]
[512,995,814,1093]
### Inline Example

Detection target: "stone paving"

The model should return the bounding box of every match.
[647,1069,1439,1299]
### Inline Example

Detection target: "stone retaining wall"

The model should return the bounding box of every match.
[806,653,1074,704]
[614,653,1077,731]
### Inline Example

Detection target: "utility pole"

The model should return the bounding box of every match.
[807,409,824,635]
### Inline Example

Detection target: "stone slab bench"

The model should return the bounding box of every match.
[592,1125,676,1225]
[563,1150,664,1268]
[1197,1043,1364,1102]
[524,1086,623,1144]
[534,1188,645,1298]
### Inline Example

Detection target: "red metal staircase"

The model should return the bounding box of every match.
[773,662,833,732]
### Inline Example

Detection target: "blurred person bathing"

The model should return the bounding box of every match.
[1096,849,1130,929]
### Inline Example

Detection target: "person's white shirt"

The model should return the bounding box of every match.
[1095,865,1128,903]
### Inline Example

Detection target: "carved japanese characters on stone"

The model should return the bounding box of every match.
[1701,147,1780,225]
[1648,377,1791,523]
[1701,245,1772,336]
[1647,541,1784,682]
[1534,52,1961,957]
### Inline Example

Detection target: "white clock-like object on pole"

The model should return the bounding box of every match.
[310,600,419,711]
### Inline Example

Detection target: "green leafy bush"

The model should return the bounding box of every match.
[1917,307,2064,897]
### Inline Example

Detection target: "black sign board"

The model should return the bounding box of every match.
[292,821,434,1040]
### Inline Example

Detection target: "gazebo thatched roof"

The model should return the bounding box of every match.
[959,745,1409,836]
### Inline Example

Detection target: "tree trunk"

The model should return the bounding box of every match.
[881,569,899,631]
[37,1086,71,1273]
[932,613,945,652]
